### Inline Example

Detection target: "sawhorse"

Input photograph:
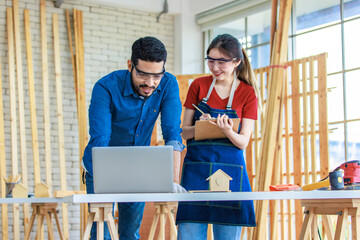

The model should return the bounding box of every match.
[299,198,360,240]
[25,203,63,240]
[83,203,118,240]
[148,202,177,240]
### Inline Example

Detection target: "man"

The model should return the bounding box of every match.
[82,36,185,240]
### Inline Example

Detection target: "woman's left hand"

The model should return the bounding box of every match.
[210,114,233,134]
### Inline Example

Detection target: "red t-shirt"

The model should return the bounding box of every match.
[184,75,258,120]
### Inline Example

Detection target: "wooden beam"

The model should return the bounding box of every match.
[291,61,303,238]
[270,76,286,240]
[252,0,293,239]
[318,53,329,179]
[65,9,79,119]
[270,0,278,57]
[0,21,9,240]
[309,59,317,183]
[53,13,69,240]
[40,0,53,194]
[13,0,30,231]
[24,9,41,186]
[7,7,20,239]
[302,62,309,185]
[53,190,86,198]
[284,69,293,240]
[73,9,88,238]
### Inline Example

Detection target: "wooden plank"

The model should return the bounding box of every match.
[302,61,309,185]
[254,55,283,240]
[7,8,20,240]
[52,13,69,240]
[13,1,30,231]
[40,0,53,194]
[73,9,88,238]
[334,208,348,239]
[284,68,292,240]
[0,23,9,240]
[252,0,294,230]
[53,190,86,198]
[317,53,329,179]
[270,0,278,58]
[270,71,286,240]
[309,59,316,183]
[254,69,266,190]
[246,137,254,189]
[279,146,285,240]
[24,9,41,186]
[259,70,266,149]
[53,11,67,205]
[13,0,28,186]
[291,62,303,239]
[65,9,79,119]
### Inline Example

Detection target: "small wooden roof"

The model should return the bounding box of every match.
[206,169,233,181]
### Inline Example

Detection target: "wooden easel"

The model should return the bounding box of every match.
[148,202,177,240]
[299,198,360,240]
[24,203,63,240]
[83,203,118,240]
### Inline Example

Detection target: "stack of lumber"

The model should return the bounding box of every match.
[252,0,293,239]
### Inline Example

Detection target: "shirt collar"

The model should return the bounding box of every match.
[123,70,163,97]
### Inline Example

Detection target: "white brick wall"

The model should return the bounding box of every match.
[0,0,174,239]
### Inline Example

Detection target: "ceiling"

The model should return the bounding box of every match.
[73,0,234,14]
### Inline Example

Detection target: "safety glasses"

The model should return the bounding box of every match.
[132,61,165,81]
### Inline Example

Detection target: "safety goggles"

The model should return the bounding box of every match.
[132,61,165,81]
[205,57,237,67]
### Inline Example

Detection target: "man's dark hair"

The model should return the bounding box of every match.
[131,36,167,65]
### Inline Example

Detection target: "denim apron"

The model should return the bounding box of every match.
[176,77,256,226]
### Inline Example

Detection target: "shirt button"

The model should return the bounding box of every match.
[140,120,143,122]
[136,135,139,137]
[154,110,156,112]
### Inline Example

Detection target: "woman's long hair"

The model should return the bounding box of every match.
[207,34,263,112]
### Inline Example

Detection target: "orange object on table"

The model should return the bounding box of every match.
[269,184,299,191]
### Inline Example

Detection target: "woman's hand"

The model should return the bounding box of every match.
[199,113,212,120]
[209,114,233,134]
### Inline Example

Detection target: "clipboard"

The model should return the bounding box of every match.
[194,118,240,141]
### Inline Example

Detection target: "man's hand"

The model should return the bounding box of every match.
[173,183,187,193]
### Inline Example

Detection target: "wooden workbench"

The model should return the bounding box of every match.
[300,198,360,240]
[2,190,360,239]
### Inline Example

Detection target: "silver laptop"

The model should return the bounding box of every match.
[92,146,173,193]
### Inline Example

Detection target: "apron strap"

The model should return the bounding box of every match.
[226,75,239,110]
[202,77,216,104]
[202,75,239,110]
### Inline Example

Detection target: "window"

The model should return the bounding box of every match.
[205,0,360,162]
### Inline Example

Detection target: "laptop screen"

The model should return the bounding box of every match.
[92,146,173,193]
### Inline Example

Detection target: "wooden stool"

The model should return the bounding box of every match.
[83,203,118,240]
[148,202,177,240]
[25,203,63,240]
[299,198,360,240]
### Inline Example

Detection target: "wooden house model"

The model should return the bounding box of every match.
[35,183,50,198]
[206,169,233,192]
[12,183,28,198]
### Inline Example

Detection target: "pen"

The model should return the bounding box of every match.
[192,104,206,115]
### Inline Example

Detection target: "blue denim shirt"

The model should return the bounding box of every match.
[82,70,184,175]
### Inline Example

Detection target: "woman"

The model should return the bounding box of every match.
[176,34,261,240]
